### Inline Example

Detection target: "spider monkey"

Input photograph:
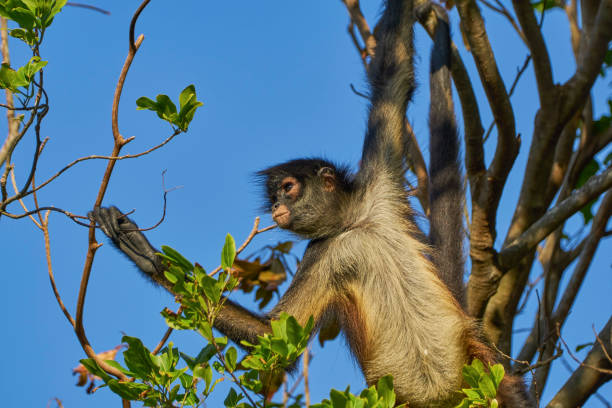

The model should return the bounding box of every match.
[90,1,532,406]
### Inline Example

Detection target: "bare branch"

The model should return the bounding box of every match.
[74,0,152,382]
[511,0,554,105]
[561,0,612,121]
[498,169,612,270]
[483,54,531,143]
[341,0,375,58]
[552,191,612,326]
[455,0,519,196]
[0,17,19,170]
[549,317,612,407]
[478,0,526,44]
[41,211,77,328]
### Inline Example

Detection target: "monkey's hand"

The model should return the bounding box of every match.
[88,206,163,277]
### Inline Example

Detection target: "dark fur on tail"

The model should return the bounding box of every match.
[425,5,465,305]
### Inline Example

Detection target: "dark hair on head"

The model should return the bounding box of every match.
[255,158,353,210]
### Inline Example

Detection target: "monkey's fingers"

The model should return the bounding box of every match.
[88,206,122,244]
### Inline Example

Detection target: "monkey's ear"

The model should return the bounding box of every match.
[318,167,336,192]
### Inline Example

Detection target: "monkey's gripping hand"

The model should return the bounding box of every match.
[88,206,163,278]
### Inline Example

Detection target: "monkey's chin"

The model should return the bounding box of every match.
[272,211,291,228]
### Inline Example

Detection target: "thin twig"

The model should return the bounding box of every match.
[516,272,544,314]
[557,324,612,375]
[303,347,311,407]
[209,217,277,276]
[593,324,612,365]
[1,206,90,225]
[483,54,531,142]
[1,129,181,208]
[66,2,111,15]
[138,170,182,232]
[478,0,526,44]
[42,210,77,328]
[151,306,182,355]
[349,83,368,99]
[9,163,41,228]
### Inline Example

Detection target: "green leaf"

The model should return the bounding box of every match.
[579,199,596,224]
[479,374,497,399]
[462,365,481,388]
[107,379,149,400]
[221,234,236,270]
[8,28,36,45]
[176,84,203,131]
[226,346,238,372]
[164,270,178,284]
[285,315,304,345]
[461,388,483,400]
[470,358,485,373]
[531,0,558,12]
[0,64,27,92]
[575,342,595,352]
[491,398,499,408]
[489,364,505,389]
[79,358,112,382]
[329,389,349,407]
[104,360,137,377]
[179,84,196,111]
[136,94,178,125]
[213,360,225,374]
[160,245,193,271]
[224,387,243,407]
[376,375,396,408]
[453,399,471,408]
[270,338,289,357]
[0,5,36,30]
[201,274,222,304]
[122,335,157,379]
[575,160,600,189]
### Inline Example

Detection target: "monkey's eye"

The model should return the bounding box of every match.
[282,182,294,193]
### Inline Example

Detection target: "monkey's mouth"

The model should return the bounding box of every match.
[272,210,291,227]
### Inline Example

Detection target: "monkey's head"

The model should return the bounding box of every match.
[257,158,352,239]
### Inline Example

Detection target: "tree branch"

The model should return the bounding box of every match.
[548,317,612,408]
[74,0,151,382]
[341,0,375,58]
[561,0,612,121]
[498,168,612,270]
[511,0,554,105]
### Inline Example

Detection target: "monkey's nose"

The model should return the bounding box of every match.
[272,202,280,211]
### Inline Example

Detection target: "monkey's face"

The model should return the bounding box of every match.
[271,176,301,228]
[258,158,349,238]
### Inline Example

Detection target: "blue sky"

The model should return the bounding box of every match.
[0,1,610,407]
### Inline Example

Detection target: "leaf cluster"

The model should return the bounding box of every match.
[311,375,405,408]
[0,56,46,93]
[455,359,505,408]
[136,84,204,131]
[0,0,66,45]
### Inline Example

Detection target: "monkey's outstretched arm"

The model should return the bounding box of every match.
[360,0,415,179]
[90,207,332,348]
